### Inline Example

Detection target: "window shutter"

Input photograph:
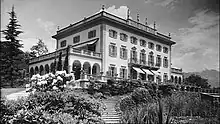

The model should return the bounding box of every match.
[109,45,111,57]
[114,67,117,77]
[163,58,165,67]
[115,46,117,57]
[120,68,122,78]
[108,66,111,77]
[125,49,127,59]
[124,69,127,79]
[120,48,122,59]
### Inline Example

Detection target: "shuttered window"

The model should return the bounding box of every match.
[109,29,117,39]
[108,66,117,77]
[109,43,117,57]
[130,36,137,45]
[120,47,127,60]
[120,67,127,79]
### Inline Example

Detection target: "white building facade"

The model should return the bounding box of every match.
[171,67,183,84]
[29,10,176,83]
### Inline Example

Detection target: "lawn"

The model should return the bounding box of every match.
[1,88,26,98]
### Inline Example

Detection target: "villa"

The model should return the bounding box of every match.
[29,7,180,84]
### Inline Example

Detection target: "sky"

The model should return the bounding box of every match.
[1,0,219,72]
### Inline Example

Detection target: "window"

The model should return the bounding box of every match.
[108,65,117,77]
[163,57,168,68]
[148,42,154,49]
[163,47,168,53]
[109,43,117,57]
[148,52,154,66]
[120,33,127,42]
[156,55,161,67]
[120,67,127,79]
[140,51,146,64]
[130,36,137,45]
[163,73,168,82]
[130,50,137,62]
[73,35,80,43]
[88,30,96,39]
[156,45,162,52]
[140,39,146,47]
[60,40,66,47]
[120,46,127,60]
[109,29,117,39]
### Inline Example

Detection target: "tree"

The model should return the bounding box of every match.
[1,6,24,87]
[63,46,69,73]
[30,39,48,57]
[184,74,211,88]
[57,52,62,71]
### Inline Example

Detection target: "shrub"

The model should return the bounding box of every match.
[1,89,104,123]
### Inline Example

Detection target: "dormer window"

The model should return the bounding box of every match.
[60,40,66,48]
[88,30,96,39]
[120,33,127,42]
[140,39,146,47]
[73,35,80,43]
[109,29,117,39]
[148,42,154,49]
[130,36,137,45]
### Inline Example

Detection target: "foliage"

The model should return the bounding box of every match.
[1,89,104,124]
[0,6,25,88]
[63,46,69,73]
[57,52,62,71]
[184,74,211,88]
[87,79,148,96]
[162,91,220,121]
[28,71,74,92]
[118,88,172,124]
[30,39,48,57]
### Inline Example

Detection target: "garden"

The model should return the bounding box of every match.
[0,71,106,124]
[1,71,219,124]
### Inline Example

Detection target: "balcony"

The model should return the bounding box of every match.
[29,47,101,64]
[71,48,101,58]
[128,58,160,71]
[171,68,183,74]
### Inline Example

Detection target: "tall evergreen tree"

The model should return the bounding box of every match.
[63,46,69,73]
[1,5,24,87]
[57,52,62,71]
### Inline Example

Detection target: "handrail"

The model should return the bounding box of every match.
[29,47,101,64]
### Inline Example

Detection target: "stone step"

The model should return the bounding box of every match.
[102,114,119,117]
[101,116,120,119]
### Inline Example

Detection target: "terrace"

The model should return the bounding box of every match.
[128,58,160,71]
[29,46,101,64]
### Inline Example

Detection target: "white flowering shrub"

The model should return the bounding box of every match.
[28,71,75,92]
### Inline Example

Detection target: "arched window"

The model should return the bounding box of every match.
[148,51,154,66]
[130,49,137,63]
[140,49,146,64]
[178,77,181,84]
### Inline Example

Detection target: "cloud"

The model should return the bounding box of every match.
[172,9,219,72]
[37,18,56,35]
[104,5,129,19]
[145,0,179,9]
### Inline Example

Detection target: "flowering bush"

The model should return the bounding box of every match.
[1,89,104,124]
[28,71,74,92]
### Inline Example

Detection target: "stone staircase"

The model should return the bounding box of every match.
[101,97,121,123]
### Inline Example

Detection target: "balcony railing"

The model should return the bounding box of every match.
[129,58,160,69]
[71,48,101,58]
[29,47,101,64]
[29,48,67,64]
[171,68,183,74]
